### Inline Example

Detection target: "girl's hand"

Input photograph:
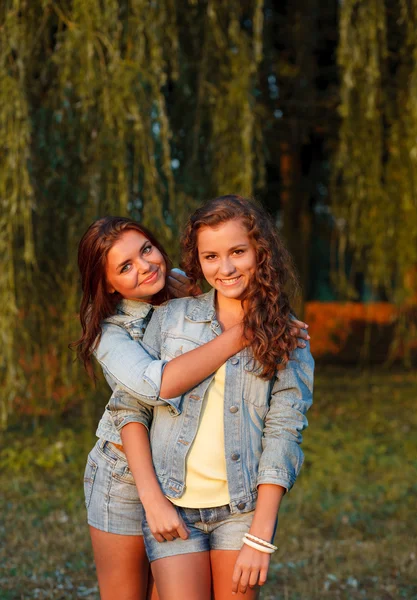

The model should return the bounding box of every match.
[290,318,310,348]
[232,544,271,594]
[143,494,190,543]
[167,268,202,298]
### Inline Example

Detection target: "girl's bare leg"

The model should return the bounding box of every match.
[151,552,211,600]
[90,526,158,600]
[210,550,259,600]
[147,571,159,600]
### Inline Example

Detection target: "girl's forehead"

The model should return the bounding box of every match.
[107,230,149,263]
[112,230,148,250]
[197,219,250,249]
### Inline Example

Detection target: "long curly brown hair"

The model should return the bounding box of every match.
[181,195,299,379]
[70,216,172,379]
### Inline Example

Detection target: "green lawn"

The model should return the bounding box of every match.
[1,368,416,599]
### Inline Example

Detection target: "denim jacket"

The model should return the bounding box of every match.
[109,290,314,514]
[94,299,181,444]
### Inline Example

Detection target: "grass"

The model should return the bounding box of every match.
[1,367,416,599]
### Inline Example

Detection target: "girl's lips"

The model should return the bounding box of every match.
[216,275,242,287]
[140,269,159,285]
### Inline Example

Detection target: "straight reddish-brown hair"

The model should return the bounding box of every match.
[70,216,172,379]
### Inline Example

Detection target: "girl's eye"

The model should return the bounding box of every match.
[143,244,152,255]
[233,249,244,255]
[121,264,131,274]
[205,254,217,260]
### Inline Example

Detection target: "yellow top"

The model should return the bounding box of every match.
[170,363,230,508]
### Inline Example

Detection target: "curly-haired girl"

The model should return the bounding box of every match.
[113,196,314,599]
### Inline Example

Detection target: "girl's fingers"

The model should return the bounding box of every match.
[238,568,251,595]
[176,520,190,540]
[167,277,183,291]
[290,326,310,341]
[248,568,260,588]
[231,564,242,594]
[162,532,175,542]
[168,271,188,287]
[153,532,165,543]
[291,318,308,329]
[171,271,188,283]
[258,567,268,587]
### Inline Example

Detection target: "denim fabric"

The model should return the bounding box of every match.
[84,439,144,535]
[95,298,180,444]
[143,505,255,562]
[109,290,314,514]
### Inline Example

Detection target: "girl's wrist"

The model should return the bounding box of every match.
[136,481,166,506]
[248,517,277,542]
[224,322,246,351]
[248,526,276,543]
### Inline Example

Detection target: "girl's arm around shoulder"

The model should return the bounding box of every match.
[257,342,314,492]
[144,298,249,400]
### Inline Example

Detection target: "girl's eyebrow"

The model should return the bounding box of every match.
[200,244,248,255]
[116,241,149,269]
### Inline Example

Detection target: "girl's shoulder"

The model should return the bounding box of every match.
[103,299,153,327]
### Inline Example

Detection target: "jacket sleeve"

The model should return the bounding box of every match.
[107,388,154,432]
[94,307,180,412]
[256,343,314,491]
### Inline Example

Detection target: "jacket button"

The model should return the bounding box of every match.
[189,394,201,401]
[231,357,239,365]
[230,406,239,413]
[231,453,240,461]
[237,502,246,510]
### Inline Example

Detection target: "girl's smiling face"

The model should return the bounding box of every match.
[106,229,166,301]
[197,219,256,300]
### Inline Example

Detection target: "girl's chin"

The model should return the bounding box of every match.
[126,281,165,301]
[214,286,247,301]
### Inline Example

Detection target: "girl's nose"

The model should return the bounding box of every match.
[135,257,151,274]
[219,259,236,277]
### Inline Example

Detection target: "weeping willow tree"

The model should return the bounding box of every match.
[0,0,265,429]
[333,0,417,316]
[2,1,417,429]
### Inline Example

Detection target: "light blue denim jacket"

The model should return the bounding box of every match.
[109,290,314,514]
[94,299,182,445]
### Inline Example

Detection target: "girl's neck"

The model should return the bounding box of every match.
[215,292,244,330]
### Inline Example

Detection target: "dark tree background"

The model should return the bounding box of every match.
[1,0,416,428]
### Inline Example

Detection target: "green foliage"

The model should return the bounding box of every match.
[1,1,417,429]
[0,0,264,429]
[333,0,417,303]
[0,427,91,474]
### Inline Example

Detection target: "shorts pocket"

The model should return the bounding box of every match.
[109,462,140,503]
[83,455,98,509]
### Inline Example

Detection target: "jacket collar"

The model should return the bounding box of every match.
[185,288,216,322]
[117,298,153,320]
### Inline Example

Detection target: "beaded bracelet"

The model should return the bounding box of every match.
[242,537,276,554]
[244,533,277,551]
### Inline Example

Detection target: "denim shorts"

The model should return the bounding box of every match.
[143,504,255,562]
[84,439,144,535]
